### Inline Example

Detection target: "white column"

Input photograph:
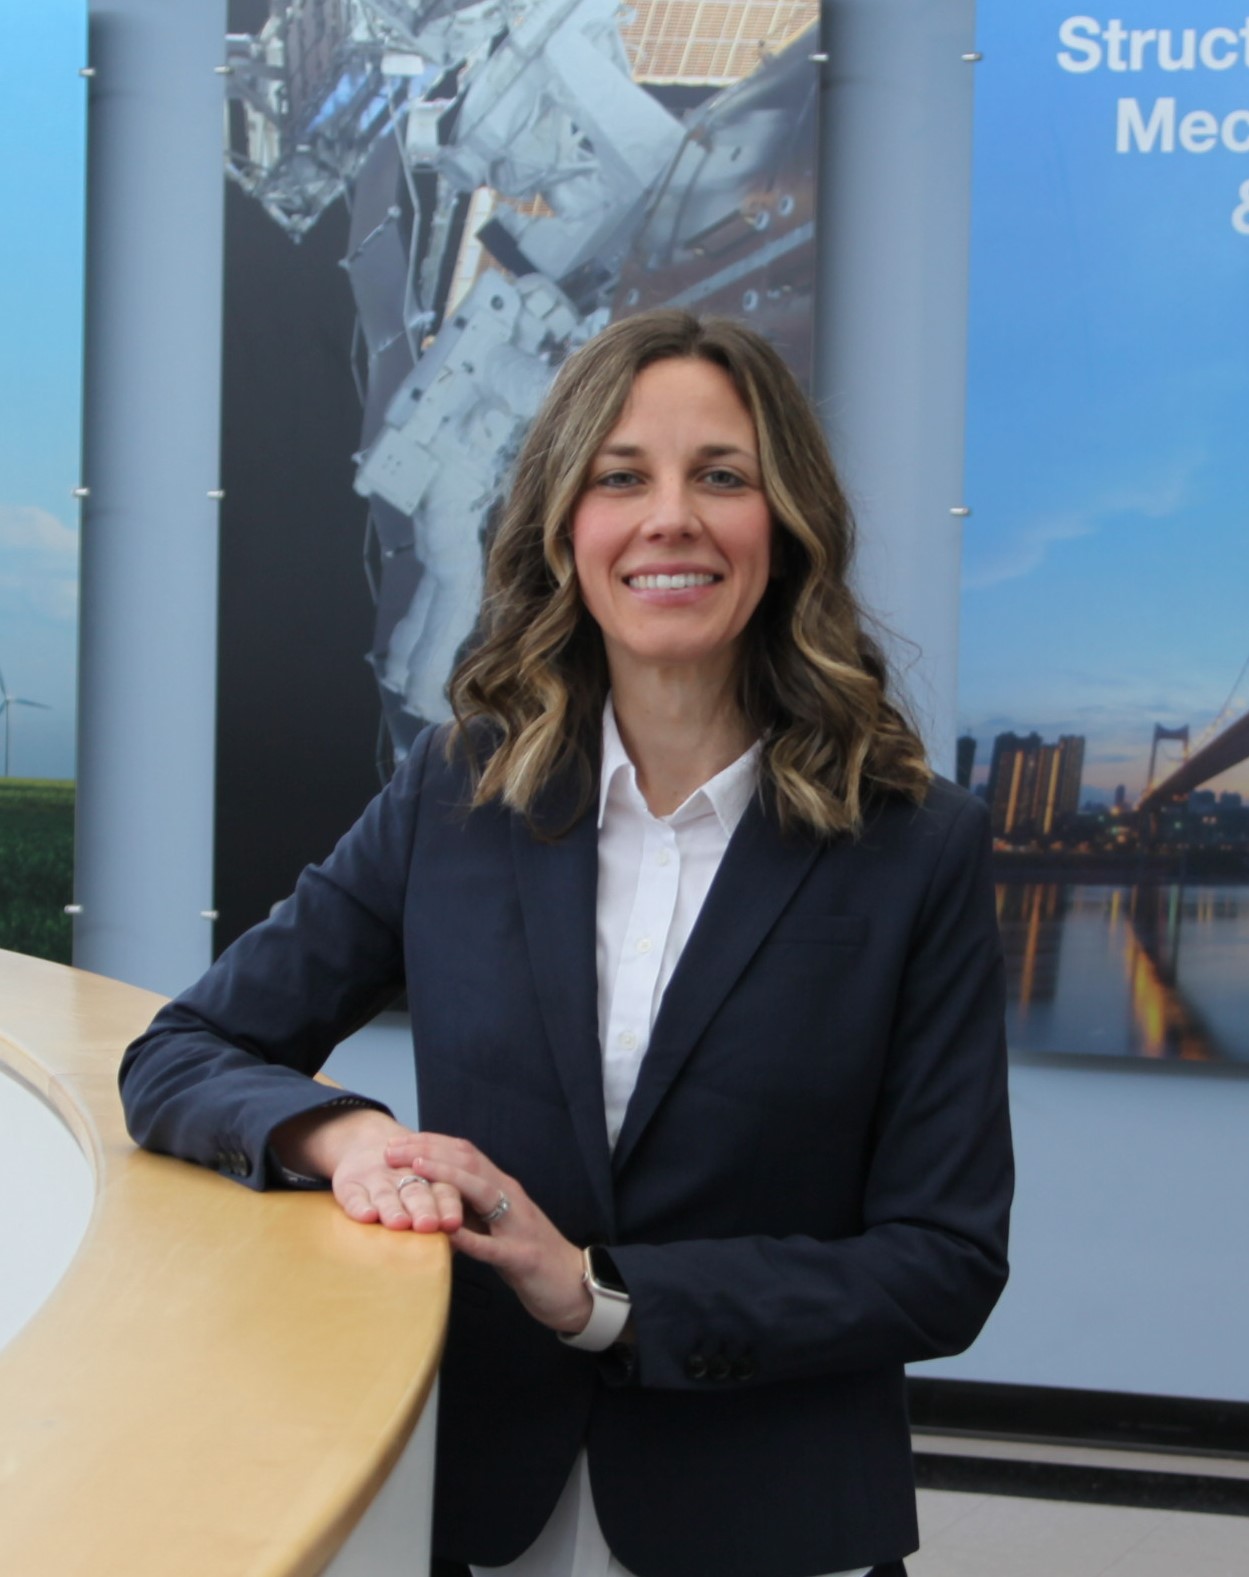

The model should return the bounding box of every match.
[815,0,978,775]
[75,0,227,993]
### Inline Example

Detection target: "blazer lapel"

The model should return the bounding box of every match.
[510,789,616,1235]
[612,796,822,1175]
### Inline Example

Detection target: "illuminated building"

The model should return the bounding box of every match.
[987,731,1085,837]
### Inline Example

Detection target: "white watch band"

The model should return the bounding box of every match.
[559,1247,632,1352]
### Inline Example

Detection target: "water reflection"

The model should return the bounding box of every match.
[994,882,1248,1062]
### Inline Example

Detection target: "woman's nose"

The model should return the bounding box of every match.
[643,477,699,537]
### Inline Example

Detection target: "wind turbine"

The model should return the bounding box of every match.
[0,663,51,778]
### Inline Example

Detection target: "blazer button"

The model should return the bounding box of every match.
[707,1355,731,1382]
[685,1354,708,1381]
[731,1356,757,1381]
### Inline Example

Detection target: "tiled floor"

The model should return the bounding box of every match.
[910,1487,1249,1577]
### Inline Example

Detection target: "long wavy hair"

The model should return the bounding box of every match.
[448,309,930,835]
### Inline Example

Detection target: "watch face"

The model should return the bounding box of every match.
[588,1244,628,1295]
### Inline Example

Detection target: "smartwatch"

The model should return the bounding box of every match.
[559,1244,632,1352]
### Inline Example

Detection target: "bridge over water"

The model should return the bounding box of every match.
[1138,708,1249,812]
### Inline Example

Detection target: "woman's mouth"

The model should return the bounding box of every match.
[624,572,719,590]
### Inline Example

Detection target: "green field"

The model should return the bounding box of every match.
[0,779,75,964]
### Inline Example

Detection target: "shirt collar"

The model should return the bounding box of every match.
[598,696,760,836]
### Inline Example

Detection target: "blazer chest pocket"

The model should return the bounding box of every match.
[765,913,868,948]
[695,912,874,1107]
[750,914,870,984]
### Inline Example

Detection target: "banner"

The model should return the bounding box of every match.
[959,5,1249,1061]
[0,5,86,963]
[216,0,821,948]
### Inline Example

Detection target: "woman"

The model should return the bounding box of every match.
[121,310,1012,1577]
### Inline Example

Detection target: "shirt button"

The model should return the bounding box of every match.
[656,848,671,866]
[619,1030,637,1050]
[636,937,653,955]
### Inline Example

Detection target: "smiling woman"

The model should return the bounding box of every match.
[452,310,931,835]
[570,358,773,712]
[120,310,1012,1577]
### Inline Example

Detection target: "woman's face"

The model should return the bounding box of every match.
[571,357,773,696]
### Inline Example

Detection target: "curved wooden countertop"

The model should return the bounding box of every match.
[0,948,449,1577]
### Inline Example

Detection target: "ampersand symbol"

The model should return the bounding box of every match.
[1234,179,1249,235]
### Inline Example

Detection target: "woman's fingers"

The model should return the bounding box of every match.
[381,1136,588,1331]
[335,1178,381,1224]
[383,1134,512,1231]
[372,1172,464,1232]
[376,1173,424,1229]
[384,1136,421,1164]
[399,1177,464,1232]
[384,1132,480,1171]
[447,1223,509,1264]
[391,1148,510,1232]
[330,1148,466,1234]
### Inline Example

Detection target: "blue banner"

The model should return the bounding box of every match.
[959,5,1249,1061]
[0,3,87,960]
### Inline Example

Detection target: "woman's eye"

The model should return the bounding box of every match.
[703,467,745,488]
[595,470,640,489]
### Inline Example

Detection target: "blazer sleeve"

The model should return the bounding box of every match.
[117,728,437,1188]
[606,792,1014,1389]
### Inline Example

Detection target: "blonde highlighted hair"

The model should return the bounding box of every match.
[448,309,930,835]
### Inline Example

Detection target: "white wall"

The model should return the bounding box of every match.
[914,1056,1249,1400]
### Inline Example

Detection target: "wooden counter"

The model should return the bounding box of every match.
[0,948,449,1577]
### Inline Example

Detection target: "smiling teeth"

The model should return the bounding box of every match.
[627,573,717,590]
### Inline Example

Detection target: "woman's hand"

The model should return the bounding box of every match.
[384,1132,592,1336]
[269,1106,465,1233]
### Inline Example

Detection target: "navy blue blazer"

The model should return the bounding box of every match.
[120,725,1012,1577]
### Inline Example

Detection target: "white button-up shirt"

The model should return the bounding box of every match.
[473,703,868,1577]
[595,698,760,1148]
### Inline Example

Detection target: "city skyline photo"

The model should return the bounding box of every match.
[958,2,1249,1063]
[959,2,1249,813]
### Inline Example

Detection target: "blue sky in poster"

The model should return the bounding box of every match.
[959,3,1249,803]
[0,3,86,781]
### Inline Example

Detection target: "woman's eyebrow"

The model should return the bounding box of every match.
[594,442,758,460]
